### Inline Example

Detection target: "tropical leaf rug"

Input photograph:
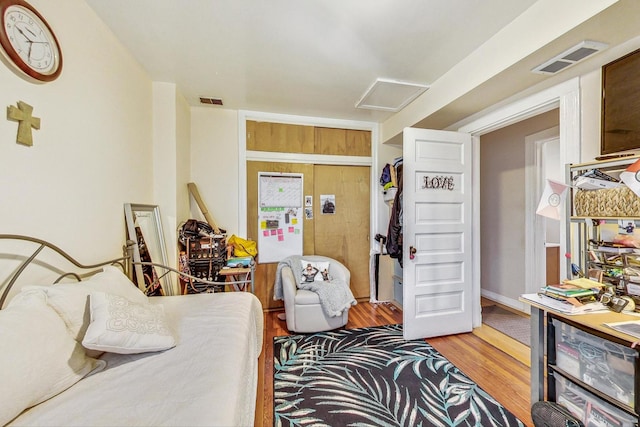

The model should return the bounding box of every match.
[273,324,524,427]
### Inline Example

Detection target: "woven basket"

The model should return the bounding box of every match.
[574,186,640,217]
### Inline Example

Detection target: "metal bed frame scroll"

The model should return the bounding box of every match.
[0,234,132,309]
[0,235,254,309]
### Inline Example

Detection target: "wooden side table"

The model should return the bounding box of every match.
[218,266,254,293]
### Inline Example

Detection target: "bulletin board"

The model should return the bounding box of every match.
[257,172,303,263]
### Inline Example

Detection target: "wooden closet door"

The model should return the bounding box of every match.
[313,164,370,299]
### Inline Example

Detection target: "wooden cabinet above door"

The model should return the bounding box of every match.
[246,121,371,157]
[246,121,315,153]
[314,127,371,157]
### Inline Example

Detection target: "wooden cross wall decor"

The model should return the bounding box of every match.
[7,101,41,147]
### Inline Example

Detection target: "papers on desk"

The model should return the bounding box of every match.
[521,293,608,315]
[604,320,640,339]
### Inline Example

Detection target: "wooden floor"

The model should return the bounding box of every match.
[474,299,531,367]
[255,301,533,427]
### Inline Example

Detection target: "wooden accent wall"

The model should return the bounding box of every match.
[246,121,371,310]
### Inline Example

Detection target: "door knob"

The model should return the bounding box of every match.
[409,246,416,260]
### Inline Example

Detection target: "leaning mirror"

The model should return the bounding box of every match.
[124,203,172,295]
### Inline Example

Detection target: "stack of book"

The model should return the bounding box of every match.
[540,282,601,303]
[541,277,603,304]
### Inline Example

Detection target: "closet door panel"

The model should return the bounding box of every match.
[313,164,370,299]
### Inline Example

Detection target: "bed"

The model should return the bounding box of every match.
[0,235,263,427]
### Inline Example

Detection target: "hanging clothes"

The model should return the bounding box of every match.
[386,159,403,267]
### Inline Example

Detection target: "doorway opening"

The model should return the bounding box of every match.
[458,78,580,327]
[477,111,559,312]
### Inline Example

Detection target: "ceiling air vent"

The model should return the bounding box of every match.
[532,40,608,75]
[199,97,223,106]
[356,78,429,112]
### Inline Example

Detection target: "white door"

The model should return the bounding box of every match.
[403,128,473,340]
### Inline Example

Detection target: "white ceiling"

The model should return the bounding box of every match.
[84,0,640,131]
[83,0,539,123]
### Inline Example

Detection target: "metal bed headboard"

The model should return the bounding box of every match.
[0,235,253,307]
[0,234,132,309]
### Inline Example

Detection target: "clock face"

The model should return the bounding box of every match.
[0,0,62,82]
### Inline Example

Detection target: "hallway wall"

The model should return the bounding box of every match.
[479,109,559,306]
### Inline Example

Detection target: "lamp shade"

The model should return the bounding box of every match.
[536,179,569,220]
[620,158,640,198]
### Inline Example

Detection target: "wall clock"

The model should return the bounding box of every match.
[0,0,62,82]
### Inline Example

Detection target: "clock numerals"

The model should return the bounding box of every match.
[6,11,55,71]
[0,1,62,82]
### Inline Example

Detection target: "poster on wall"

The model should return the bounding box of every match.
[320,194,336,214]
[258,173,303,263]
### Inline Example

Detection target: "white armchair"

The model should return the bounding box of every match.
[281,255,350,333]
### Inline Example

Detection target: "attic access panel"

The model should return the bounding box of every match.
[356,78,429,112]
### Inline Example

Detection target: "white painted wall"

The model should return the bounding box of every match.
[0,0,153,262]
[580,68,604,160]
[152,82,192,271]
[175,91,192,241]
[190,108,240,235]
[153,82,178,269]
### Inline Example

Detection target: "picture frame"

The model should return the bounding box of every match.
[124,203,172,294]
[601,47,640,155]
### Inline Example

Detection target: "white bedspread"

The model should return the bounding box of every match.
[11,292,263,427]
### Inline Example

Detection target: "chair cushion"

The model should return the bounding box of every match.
[294,289,321,305]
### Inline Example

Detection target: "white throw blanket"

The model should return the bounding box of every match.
[274,255,356,317]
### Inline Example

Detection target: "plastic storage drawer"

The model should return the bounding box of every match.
[554,374,636,427]
[553,319,637,409]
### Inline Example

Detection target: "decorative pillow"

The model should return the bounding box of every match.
[0,289,105,426]
[82,291,176,354]
[25,266,147,342]
[300,260,330,282]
